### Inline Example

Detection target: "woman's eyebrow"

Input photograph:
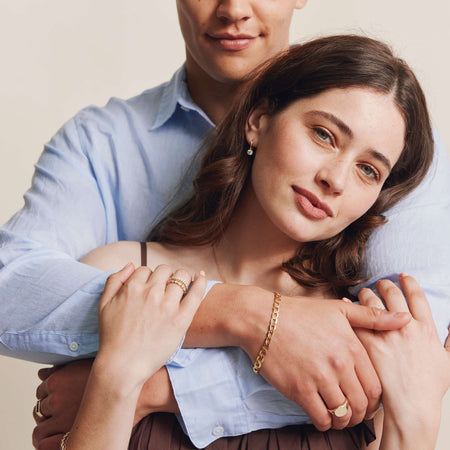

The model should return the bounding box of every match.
[367,149,392,172]
[305,110,353,138]
[305,110,393,172]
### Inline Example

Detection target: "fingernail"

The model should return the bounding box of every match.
[342,297,352,303]
[199,270,206,277]
[399,272,409,278]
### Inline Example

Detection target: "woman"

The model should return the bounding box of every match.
[62,35,448,449]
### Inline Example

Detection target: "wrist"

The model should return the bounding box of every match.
[91,355,144,401]
[136,367,179,417]
[227,285,274,359]
[184,283,271,352]
[381,407,440,449]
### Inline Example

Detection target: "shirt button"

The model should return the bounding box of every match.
[212,426,224,436]
[69,341,79,352]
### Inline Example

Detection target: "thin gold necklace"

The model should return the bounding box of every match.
[212,245,227,282]
[212,245,301,296]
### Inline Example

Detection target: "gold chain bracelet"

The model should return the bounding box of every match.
[60,431,70,450]
[253,292,281,374]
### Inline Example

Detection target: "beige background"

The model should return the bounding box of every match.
[1,1,449,448]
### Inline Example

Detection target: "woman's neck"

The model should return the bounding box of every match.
[212,188,303,295]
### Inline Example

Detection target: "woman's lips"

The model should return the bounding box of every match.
[293,186,334,220]
[207,33,256,51]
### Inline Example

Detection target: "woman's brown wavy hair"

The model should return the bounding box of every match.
[150,35,434,296]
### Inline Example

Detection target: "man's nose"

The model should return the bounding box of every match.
[216,0,252,23]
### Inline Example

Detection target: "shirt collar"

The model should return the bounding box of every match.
[150,64,214,130]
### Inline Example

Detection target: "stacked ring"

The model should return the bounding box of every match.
[166,277,188,295]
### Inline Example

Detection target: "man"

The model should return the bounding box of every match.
[1,1,449,448]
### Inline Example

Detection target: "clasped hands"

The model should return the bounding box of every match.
[32,269,447,449]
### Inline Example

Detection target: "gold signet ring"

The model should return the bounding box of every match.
[327,398,349,418]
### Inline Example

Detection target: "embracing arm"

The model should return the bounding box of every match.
[182,283,410,428]
[0,113,114,364]
[0,89,206,364]
[352,127,450,344]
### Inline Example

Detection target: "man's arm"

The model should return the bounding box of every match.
[0,83,204,363]
[172,284,410,444]
[351,127,450,344]
[0,112,113,363]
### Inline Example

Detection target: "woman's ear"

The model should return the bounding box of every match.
[245,99,269,147]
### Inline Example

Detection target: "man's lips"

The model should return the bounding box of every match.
[292,186,334,220]
[207,33,256,51]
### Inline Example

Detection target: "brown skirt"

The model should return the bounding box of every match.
[129,413,376,450]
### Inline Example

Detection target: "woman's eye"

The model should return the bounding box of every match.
[360,164,379,180]
[314,127,333,144]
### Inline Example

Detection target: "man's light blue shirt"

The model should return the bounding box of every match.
[0,66,449,448]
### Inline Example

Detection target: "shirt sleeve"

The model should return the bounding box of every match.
[350,127,450,344]
[0,113,112,364]
[167,347,309,449]
[166,281,309,448]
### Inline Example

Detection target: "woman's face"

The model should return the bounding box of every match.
[247,87,406,243]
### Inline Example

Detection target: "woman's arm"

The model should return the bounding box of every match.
[356,274,450,450]
[64,264,206,449]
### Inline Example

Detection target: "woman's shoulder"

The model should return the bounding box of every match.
[80,241,142,271]
[80,241,206,274]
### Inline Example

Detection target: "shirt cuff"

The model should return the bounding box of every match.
[167,348,250,448]
[167,346,310,448]
[0,331,98,364]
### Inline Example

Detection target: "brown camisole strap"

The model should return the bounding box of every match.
[140,242,147,267]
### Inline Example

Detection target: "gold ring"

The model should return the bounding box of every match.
[327,398,349,418]
[34,399,46,419]
[166,277,188,295]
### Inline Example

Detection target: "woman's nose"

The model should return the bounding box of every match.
[316,162,348,195]
[216,0,252,23]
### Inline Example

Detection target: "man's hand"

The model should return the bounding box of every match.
[251,295,411,431]
[187,284,411,431]
[33,359,92,450]
[32,360,178,450]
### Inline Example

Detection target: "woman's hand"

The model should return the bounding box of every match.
[95,263,207,392]
[356,274,450,449]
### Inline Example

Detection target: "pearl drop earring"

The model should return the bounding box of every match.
[247,140,254,156]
